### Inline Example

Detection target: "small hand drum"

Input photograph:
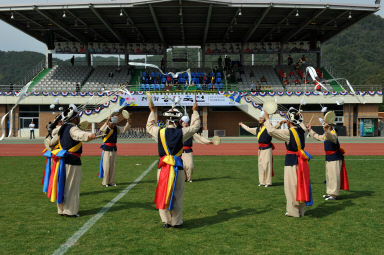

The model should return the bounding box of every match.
[212,136,221,146]
[122,110,130,119]
[263,101,278,114]
[324,111,336,124]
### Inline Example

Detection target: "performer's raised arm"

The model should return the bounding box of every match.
[308,124,337,143]
[264,114,290,142]
[146,104,160,141]
[117,117,131,135]
[239,122,257,135]
[182,102,200,142]
[193,133,212,144]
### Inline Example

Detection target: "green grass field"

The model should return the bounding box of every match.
[1,155,383,255]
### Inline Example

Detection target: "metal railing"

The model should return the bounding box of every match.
[15,59,46,86]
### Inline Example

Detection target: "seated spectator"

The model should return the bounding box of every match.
[316,68,323,79]
[211,75,215,85]
[203,73,208,84]
[148,75,154,84]
[294,78,300,85]
[164,81,171,91]
[260,75,267,84]
[250,70,255,78]
[297,69,304,79]
[108,72,114,78]
[166,75,172,84]
[289,71,295,77]
[288,55,293,65]
[283,79,290,86]
[250,80,256,91]
[256,81,261,92]
[141,75,146,84]
[315,81,322,92]
[301,55,306,64]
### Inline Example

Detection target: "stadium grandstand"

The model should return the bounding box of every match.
[0,0,382,139]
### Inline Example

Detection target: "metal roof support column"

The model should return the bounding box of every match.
[148,4,165,44]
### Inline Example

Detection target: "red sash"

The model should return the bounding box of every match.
[183,146,192,150]
[286,150,311,202]
[325,148,349,190]
[258,143,275,150]
[259,143,275,176]
[105,143,117,147]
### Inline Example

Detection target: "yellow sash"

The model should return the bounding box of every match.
[290,127,302,150]
[257,126,266,140]
[103,128,114,143]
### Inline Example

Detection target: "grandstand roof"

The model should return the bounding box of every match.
[0,1,380,47]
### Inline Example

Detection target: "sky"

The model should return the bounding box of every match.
[0,0,382,58]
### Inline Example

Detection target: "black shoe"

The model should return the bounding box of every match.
[172,224,183,228]
[67,214,80,218]
[162,223,171,228]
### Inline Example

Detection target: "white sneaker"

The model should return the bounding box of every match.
[110,184,117,186]
[264,185,270,187]
[189,180,192,183]
[104,184,109,187]
[325,196,336,200]
[285,212,289,216]
[322,194,330,198]
[258,184,264,187]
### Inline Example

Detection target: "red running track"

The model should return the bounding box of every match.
[0,143,383,156]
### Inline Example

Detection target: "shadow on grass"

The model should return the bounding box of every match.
[191,176,232,182]
[183,207,268,229]
[306,190,374,218]
[270,182,284,187]
[80,201,154,216]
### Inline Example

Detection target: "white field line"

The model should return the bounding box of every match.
[52,160,158,255]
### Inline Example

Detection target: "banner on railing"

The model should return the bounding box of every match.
[118,93,241,107]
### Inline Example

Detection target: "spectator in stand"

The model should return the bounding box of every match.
[256,81,261,92]
[294,77,301,85]
[29,120,35,139]
[301,55,306,64]
[108,72,114,78]
[250,80,256,91]
[166,75,172,85]
[288,55,293,65]
[9,82,14,92]
[203,73,208,85]
[70,55,75,66]
[297,69,304,79]
[260,75,267,84]
[316,68,323,79]
[164,81,171,91]
[289,70,295,77]
[283,79,290,86]
[76,83,80,92]
[141,75,146,84]
[315,81,322,92]
[250,70,255,78]
[148,75,154,84]
[161,57,166,72]
[218,56,222,67]
[224,56,229,72]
